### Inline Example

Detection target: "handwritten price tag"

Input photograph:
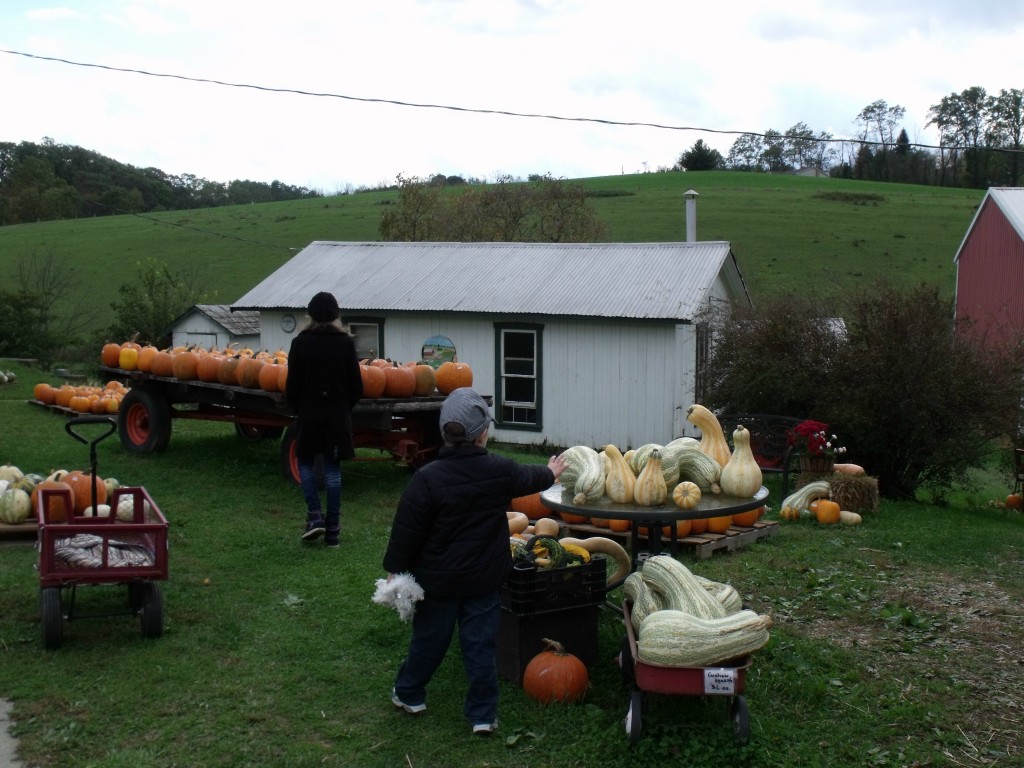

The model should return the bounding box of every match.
[703,667,737,694]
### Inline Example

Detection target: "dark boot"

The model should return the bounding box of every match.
[302,512,326,542]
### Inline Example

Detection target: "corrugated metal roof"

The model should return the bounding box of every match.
[233,241,748,321]
[954,187,1024,262]
[193,304,261,335]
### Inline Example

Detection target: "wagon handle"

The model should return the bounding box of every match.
[66,416,117,514]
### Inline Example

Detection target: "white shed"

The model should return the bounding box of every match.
[232,240,752,451]
[168,304,261,351]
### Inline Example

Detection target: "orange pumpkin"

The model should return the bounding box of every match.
[63,470,108,515]
[196,353,223,382]
[689,517,708,535]
[277,363,288,393]
[705,515,732,534]
[606,518,631,532]
[258,363,281,392]
[360,365,387,399]
[238,357,264,389]
[811,499,841,524]
[151,350,175,377]
[383,365,417,397]
[101,342,122,367]
[1004,493,1022,510]
[171,349,199,381]
[510,492,548,520]
[435,361,473,395]
[558,510,588,524]
[731,506,763,527]
[661,519,693,538]
[522,638,589,704]
[411,363,437,396]
[217,356,243,386]
[31,481,74,523]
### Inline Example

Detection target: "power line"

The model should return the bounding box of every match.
[1,47,1004,155]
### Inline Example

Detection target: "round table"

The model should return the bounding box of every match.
[541,484,769,569]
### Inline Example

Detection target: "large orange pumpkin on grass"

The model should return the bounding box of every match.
[811,499,841,524]
[522,638,589,704]
[435,361,473,395]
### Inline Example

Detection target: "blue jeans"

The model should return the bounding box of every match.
[298,455,342,531]
[394,591,501,725]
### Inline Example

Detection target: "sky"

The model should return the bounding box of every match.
[3,0,1023,193]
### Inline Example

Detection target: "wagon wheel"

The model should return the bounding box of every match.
[618,635,635,688]
[139,582,164,639]
[235,423,284,442]
[127,581,145,612]
[730,695,750,744]
[118,388,172,454]
[624,688,644,744]
[40,587,63,650]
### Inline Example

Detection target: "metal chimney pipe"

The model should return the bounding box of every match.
[684,189,699,243]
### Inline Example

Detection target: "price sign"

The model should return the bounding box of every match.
[703,667,737,695]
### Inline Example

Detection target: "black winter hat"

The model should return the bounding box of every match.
[308,292,340,322]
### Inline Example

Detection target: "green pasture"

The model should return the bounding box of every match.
[0,172,985,342]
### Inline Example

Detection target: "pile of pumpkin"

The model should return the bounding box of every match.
[32,380,129,414]
[99,339,474,399]
[0,464,131,525]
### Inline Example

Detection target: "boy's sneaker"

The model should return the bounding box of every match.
[324,528,340,548]
[472,722,498,736]
[301,519,325,542]
[391,689,426,714]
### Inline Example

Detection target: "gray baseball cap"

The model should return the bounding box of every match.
[439,387,494,440]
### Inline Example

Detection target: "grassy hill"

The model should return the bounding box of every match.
[0,172,985,340]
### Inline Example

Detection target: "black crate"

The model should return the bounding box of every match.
[497,605,599,685]
[500,558,606,616]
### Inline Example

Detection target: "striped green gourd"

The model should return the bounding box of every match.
[636,609,773,667]
[640,556,727,620]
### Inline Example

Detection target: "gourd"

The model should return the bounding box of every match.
[719,425,763,497]
[675,449,722,494]
[833,463,866,476]
[696,575,744,614]
[839,510,863,525]
[602,444,635,504]
[639,556,726,620]
[780,480,831,518]
[559,536,630,586]
[522,638,589,704]
[531,536,566,568]
[506,510,529,535]
[685,404,732,469]
[532,517,561,537]
[636,609,773,667]
[560,542,591,564]
[558,446,606,506]
[623,572,664,630]
[633,449,668,507]
[810,498,841,524]
[671,481,702,510]
[0,488,32,524]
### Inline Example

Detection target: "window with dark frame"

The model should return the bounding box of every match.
[497,325,541,428]
[345,320,383,360]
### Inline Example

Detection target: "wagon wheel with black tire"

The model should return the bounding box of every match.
[139,581,163,639]
[730,695,750,743]
[235,423,285,442]
[618,635,635,687]
[40,587,63,649]
[625,688,644,743]
[118,388,172,454]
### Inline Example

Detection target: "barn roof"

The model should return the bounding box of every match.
[172,304,261,335]
[233,241,750,321]
[954,187,1024,262]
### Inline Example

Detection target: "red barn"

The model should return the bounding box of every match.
[954,187,1024,346]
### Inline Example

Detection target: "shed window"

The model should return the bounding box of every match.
[496,324,541,429]
[344,319,384,360]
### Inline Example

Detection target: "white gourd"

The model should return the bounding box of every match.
[719,425,763,497]
[558,446,606,506]
[636,609,773,667]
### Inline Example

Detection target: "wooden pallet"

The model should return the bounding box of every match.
[558,520,780,560]
[0,521,38,542]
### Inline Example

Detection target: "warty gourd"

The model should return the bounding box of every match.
[636,608,773,667]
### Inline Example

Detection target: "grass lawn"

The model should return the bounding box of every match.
[0,360,1021,767]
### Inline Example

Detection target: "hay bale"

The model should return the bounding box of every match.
[795,472,879,512]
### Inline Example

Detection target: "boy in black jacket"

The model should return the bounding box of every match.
[382,387,567,735]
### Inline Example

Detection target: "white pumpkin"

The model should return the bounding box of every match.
[0,488,32,524]
[116,495,150,522]
[0,465,24,484]
[83,504,112,518]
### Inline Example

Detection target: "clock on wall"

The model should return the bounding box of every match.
[280,314,296,333]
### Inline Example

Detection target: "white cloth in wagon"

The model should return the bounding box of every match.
[53,533,156,569]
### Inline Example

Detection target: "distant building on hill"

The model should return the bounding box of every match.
[954,187,1024,347]
[167,304,260,351]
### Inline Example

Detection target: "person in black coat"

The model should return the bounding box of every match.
[285,292,363,546]
[382,387,568,734]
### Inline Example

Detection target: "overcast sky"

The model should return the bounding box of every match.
[3,0,1022,193]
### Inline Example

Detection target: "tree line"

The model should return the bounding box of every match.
[0,138,322,225]
[677,87,1023,189]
